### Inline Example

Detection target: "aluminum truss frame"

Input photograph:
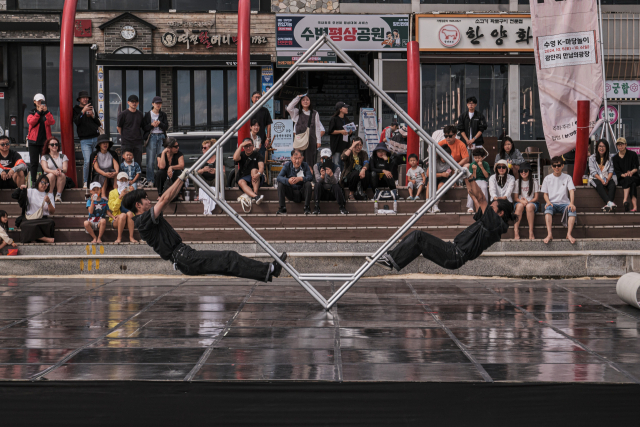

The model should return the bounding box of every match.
[184,34,469,310]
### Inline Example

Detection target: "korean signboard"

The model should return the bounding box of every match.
[277,51,337,69]
[537,31,597,69]
[606,80,640,99]
[276,15,409,51]
[271,119,295,161]
[161,31,268,50]
[416,14,533,52]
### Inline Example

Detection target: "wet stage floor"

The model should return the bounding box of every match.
[1,276,640,384]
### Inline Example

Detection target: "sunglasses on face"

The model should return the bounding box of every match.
[49,143,59,147]
[552,164,563,168]
[497,165,507,170]
[0,143,8,147]
[172,145,179,149]
[521,170,530,173]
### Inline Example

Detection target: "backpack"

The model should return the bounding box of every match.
[374,188,397,201]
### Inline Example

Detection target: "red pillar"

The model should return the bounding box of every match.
[237,0,251,146]
[573,100,590,186]
[406,41,420,171]
[60,0,78,186]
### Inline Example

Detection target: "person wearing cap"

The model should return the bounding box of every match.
[142,96,169,187]
[313,148,347,215]
[89,134,120,199]
[250,91,273,158]
[541,156,577,244]
[117,94,144,168]
[85,182,115,244]
[108,172,138,244]
[328,101,352,169]
[27,93,55,186]
[489,159,516,203]
[613,137,640,212]
[73,90,103,189]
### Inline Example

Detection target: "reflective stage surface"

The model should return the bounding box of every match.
[1,277,639,383]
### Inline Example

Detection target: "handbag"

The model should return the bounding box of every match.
[45,154,75,188]
[293,127,310,151]
[144,132,152,148]
[25,200,45,220]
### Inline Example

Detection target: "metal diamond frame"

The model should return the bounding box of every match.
[186,34,468,310]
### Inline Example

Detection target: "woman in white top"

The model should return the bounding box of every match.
[587,138,617,212]
[489,159,515,203]
[287,94,322,170]
[16,177,55,243]
[512,162,540,240]
[40,136,69,203]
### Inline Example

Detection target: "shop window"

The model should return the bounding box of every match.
[210,70,224,129]
[519,65,544,141]
[381,93,407,130]
[171,0,260,11]
[422,0,507,3]
[105,68,158,136]
[16,0,159,9]
[114,47,143,54]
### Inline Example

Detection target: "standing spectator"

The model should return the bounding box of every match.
[406,153,425,201]
[26,93,55,185]
[194,139,224,201]
[612,137,640,212]
[0,135,27,189]
[89,134,119,200]
[341,137,370,201]
[313,148,347,215]
[73,90,102,189]
[457,96,487,148]
[84,182,114,244]
[287,94,322,168]
[369,142,396,192]
[277,148,313,215]
[16,179,55,243]
[155,137,184,197]
[233,138,265,205]
[425,144,453,213]
[495,136,525,179]
[489,160,516,203]
[466,147,491,213]
[40,137,68,203]
[109,172,138,244]
[142,96,168,187]
[541,156,577,244]
[249,119,262,151]
[0,209,17,255]
[328,102,353,169]
[588,138,617,212]
[120,150,141,190]
[438,125,469,166]
[512,162,540,240]
[250,91,272,159]
[382,121,408,180]
[117,94,144,167]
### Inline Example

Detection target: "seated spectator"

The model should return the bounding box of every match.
[425,144,453,213]
[340,137,370,201]
[0,209,17,254]
[313,148,347,215]
[155,137,184,197]
[109,172,138,244]
[194,139,225,201]
[588,138,617,212]
[370,142,396,193]
[120,149,141,190]
[16,178,55,243]
[40,137,68,203]
[84,182,114,244]
[541,156,577,244]
[406,153,425,201]
[512,162,540,240]
[89,134,119,200]
[233,138,265,205]
[489,160,516,204]
[466,147,491,213]
[612,137,640,212]
[438,124,469,167]
[495,136,524,179]
[382,121,408,180]
[277,148,313,215]
[0,135,27,190]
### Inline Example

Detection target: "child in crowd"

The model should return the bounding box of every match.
[84,182,115,243]
[108,172,138,244]
[0,210,17,255]
[512,162,540,240]
[120,149,141,190]
[425,144,452,213]
[466,147,491,213]
[406,153,425,201]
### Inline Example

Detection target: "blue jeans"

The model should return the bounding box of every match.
[146,133,165,184]
[544,203,577,217]
[80,137,99,184]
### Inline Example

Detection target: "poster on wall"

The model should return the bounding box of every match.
[358,108,379,155]
[97,66,105,128]
[271,119,294,161]
[261,66,274,119]
[276,14,409,51]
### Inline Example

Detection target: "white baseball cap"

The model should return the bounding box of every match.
[89,182,102,190]
[320,148,332,158]
[117,172,129,181]
[34,93,45,102]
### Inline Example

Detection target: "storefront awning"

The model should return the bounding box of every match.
[96,54,272,67]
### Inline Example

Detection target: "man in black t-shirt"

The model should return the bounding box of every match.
[233,138,265,204]
[117,94,145,167]
[369,177,515,271]
[122,174,286,281]
[250,91,273,159]
[0,136,27,189]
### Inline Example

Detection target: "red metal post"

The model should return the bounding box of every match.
[573,100,590,186]
[237,0,251,146]
[406,41,420,172]
[60,0,78,186]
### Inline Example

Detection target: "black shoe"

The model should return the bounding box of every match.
[271,252,287,279]
[304,206,311,215]
[624,201,630,212]
[277,206,287,215]
[313,205,321,215]
[339,206,349,215]
[253,195,264,205]
[366,254,393,271]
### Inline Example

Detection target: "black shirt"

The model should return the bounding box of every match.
[328,115,349,155]
[0,150,24,171]
[613,151,640,178]
[135,207,182,261]
[158,150,184,171]
[251,106,273,145]
[117,109,144,145]
[454,207,508,261]
[236,151,264,179]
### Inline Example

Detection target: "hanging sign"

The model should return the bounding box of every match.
[97,65,105,127]
[271,119,294,161]
[598,105,618,125]
[276,51,337,68]
[606,80,640,99]
[74,20,92,38]
[358,108,379,155]
[261,66,274,119]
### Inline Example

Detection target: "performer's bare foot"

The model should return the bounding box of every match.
[91,238,97,243]
[114,239,121,244]
[513,231,520,240]
[130,238,139,244]
[543,234,553,244]
[40,237,54,244]
[567,234,576,244]
[529,233,536,240]
[96,239,103,244]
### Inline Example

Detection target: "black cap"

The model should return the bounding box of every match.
[152,96,163,104]
[519,162,532,172]
[335,102,350,110]
[128,94,139,103]
[76,91,91,102]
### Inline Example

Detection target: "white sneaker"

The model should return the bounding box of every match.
[55,194,62,203]
[432,205,441,213]
[83,182,87,189]
[467,208,474,213]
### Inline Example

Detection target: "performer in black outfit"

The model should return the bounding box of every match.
[369,176,516,271]
[122,173,286,281]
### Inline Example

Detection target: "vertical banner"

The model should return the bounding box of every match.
[531,0,603,157]
[358,108,379,155]
[261,66,274,119]
[271,119,294,161]
[97,65,105,128]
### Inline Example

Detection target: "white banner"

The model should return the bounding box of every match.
[531,0,603,157]
[271,119,294,161]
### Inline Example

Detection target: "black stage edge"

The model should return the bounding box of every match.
[2,381,638,426]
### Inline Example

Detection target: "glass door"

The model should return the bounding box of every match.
[618,103,640,148]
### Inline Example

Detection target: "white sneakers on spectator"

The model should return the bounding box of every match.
[603,201,616,213]
[83,182,87,189]
[467,208,474,214]
[431,204,441,213]
[253,195,264,205]
[55,194,62,203]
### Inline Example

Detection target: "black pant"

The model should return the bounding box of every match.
[28,144,42,185]
[387,230,465,271]
[278,181,312,208]
[172,244,271,282]
[371,172,396,191]
[345,170,371,192]
[592,180,616,204]
[121,143,143,169]
[620,175,640,198]
[314,182,345,207]
[155,169,180,195]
